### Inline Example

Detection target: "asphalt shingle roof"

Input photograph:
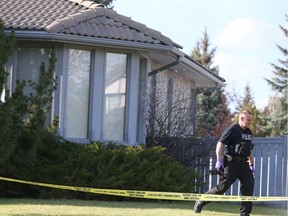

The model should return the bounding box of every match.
[0,0,174,46]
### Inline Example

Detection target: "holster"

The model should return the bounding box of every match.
[224,155,248,165]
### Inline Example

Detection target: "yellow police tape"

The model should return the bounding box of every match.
[0,176,287,202]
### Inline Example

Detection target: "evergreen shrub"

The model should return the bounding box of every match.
[35,142,199,200]
[0,19,199,200]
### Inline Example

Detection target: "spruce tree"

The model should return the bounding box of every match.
[261,15,287,136]
[191,29,231,138]
[235,83,254,113]
[235,84,263,136]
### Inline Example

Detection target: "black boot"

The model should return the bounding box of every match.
[194,201,205,213]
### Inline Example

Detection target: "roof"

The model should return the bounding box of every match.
[0,0,175,47]
[0,0,225,86]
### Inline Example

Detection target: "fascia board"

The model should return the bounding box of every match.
[9,30,173,52]
[170,47,226,87]
[181,57,226,87]
[8,30,225,87]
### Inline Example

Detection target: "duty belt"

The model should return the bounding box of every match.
[225,155,248,164]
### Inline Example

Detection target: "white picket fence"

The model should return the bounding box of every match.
[209,135,288,206]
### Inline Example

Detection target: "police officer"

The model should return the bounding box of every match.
[194,110,255,216]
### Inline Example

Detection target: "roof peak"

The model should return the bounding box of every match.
[69,0,104,9]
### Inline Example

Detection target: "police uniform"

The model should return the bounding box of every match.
[194,123,254,216]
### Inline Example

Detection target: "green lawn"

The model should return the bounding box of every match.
[0,198,286,216]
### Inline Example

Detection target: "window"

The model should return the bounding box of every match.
[102,53,127,141]
[17,48,51,95]
[16,48,53,124]
[65,49,91,139]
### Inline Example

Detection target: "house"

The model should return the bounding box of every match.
[0,0,225,145]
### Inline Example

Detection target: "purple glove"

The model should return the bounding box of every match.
[215,159,224,170]
[250,164,255,176]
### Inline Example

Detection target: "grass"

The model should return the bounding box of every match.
[0,198,286,216]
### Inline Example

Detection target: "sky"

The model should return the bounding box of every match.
[113,0,287,110]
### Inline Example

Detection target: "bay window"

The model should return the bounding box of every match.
[102,53,127,141]
[65,49,91,139]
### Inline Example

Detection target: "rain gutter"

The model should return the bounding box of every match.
[148,55,182,76]
[9,30,173,52]
[171,47,225,87]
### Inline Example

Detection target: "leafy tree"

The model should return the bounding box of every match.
[261,15,288,136]
[191,29,231,138]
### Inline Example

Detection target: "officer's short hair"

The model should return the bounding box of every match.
[240,110,252,116]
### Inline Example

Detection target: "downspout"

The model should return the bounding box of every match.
[148,55,182,76]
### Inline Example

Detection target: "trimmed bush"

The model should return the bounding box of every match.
[34,141,199,200]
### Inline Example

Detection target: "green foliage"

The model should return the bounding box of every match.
[0,81,28,166]
[191,29,231,138]
[33,142,198,199]
[261,15,288,136]
[0,20,17,165]
[0,52,57,155]
[0,20,15,89]
[0,15,198,200]
[191,29,218,73]
[260,96,287,136]
[234,84,264,136]
[25,52,57,133]
[0,140,199,199]
[265,16,288,95]
[0,25,58,180]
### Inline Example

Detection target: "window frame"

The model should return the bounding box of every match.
[13,43,56,126]
[61,46,135,144]
[8,42,143,145]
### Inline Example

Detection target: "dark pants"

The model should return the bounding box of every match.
[200,158,254,216]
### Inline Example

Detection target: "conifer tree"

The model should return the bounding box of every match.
[0,20,14,99]
[0,19,58,169]
[261,15,287,136]
[0,20,16,164]
[235,84,263,136]
[235,83,254,113]
[191,29,231,138]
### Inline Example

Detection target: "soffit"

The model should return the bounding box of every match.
[143,51,225,87]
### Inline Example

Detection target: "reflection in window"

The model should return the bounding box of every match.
[103,53,127,141]
[17,48,52,124]
[65,49,91,139]
[17,48,51,95]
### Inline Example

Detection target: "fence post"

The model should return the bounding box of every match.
[283,135,288,208]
